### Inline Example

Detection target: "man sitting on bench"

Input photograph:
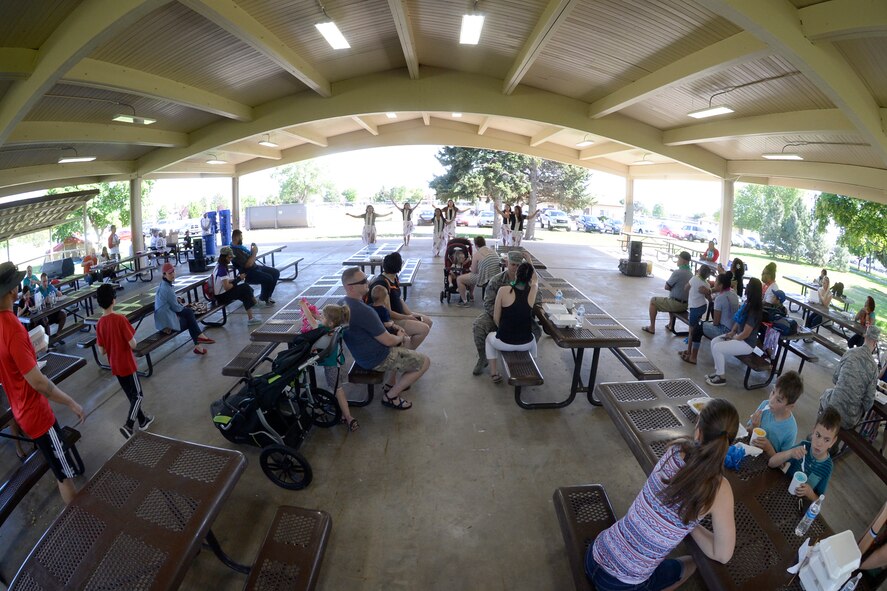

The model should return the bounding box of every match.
[642,250,692,335]
[0,262,85,503]
[35,273,67,344]
[230,229,280,307]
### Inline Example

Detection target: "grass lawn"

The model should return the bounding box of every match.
[732,249,887,332]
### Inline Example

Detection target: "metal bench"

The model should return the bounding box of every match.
[735,351,779,390]
[838,425,887,486]
[222,342,278,377]
[243,505,332,591]
[275,257,304,282]
[666,310,689,337]
[777,338,819,375]
[809,331,847,357]
[499,350,545,410]
[347,362,385,407]
[552,485,617,591]
[398,258,421,300]
[610,348,664,381]
[132,330,180,377]
[48,321,87,346]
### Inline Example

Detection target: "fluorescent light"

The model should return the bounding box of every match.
[460,14,485,44]
[687,105,734,119]
[206,154,227,165]
[258,134,278,148]
[386,112,397,119]
[58,156,96,163]
[315,21,350,49]
[762,153,804,160]
[632,159,654,165]
[452,112,462,118]
[112,114,156,125]
[576,140,594,148]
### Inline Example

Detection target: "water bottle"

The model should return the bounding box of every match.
[555,289,563,305]
[576,304,586,327]
[34,291,43,310]
[839,573,862,591]
[795,494,824,536]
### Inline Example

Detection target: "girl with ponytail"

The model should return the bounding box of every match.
[587,398,738,591]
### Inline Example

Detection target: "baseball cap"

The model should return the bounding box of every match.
[162,262,175,275]
[0,262,26,294]
[507,251,524,264]
[219,246,233,257]
[866,325,881,341]
[678,251,691,261]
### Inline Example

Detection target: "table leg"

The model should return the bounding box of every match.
[570,348,584,398]
[204,529,251,574]
[587,348,602,406]
[271,251,276,267]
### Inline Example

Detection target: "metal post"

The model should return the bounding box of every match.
[623,176,635,233]
[82,206,89,255]
[719,179,734,263]
[231,176,240,231]
[130,177,144,253]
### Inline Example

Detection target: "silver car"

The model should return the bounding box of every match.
[542,209,571,231]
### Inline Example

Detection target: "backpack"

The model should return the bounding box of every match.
[771,316,798,336]
[203,280,215,303]
[831,282,845,298]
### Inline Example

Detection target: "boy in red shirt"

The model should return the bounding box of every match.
[0,262,84,503]
[95,283,154,439]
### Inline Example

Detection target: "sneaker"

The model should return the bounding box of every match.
[247,317,263,325]
[119,424,133,440]
[472,358,488,376]
[262,299,274,307]
[138,415,155,431]
[706,375,727,387]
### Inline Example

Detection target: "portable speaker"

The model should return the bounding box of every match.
[629,240,643,263]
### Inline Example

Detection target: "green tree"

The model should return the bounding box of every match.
[341,188,358,203]
[272,162,325,204]
[652,203,664,218]
[832,244,850,272]
[806,227,829,267]
[51,181,152,247]
[813,193,887,268]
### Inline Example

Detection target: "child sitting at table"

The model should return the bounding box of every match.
[95,283,154,440]
[748,370,802,457]
[587,398,738,590]
[768,406,840,501]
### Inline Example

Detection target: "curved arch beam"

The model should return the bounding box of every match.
[136,68,727,177]
[799,0,887,42]
[727,160,887,203]
[0,161,136,190]
[9,121,188,147]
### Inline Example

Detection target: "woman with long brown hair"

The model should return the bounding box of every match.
[706,277,764,387]
[587,399,738,590]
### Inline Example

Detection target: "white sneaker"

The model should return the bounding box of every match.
[248,317,263,325]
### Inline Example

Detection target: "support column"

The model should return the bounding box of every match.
[82,207,89,255]
[231,176,240,230]
[130,177,144,254]
[719,179,734,263]
[623,176,635,233]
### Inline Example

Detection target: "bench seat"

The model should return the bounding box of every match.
[49,321,87,346]
[610,348,664,381]
[222,342,277,377]
[553,485,617,591]
[838,427,887,485]
[347,362,385,407]
[809,331,847,357]
[276,257,303,282]
[132,331,179,377]
[243,506,332,591]
[398,258,421,300]
[777,338,819,375]
[735,352,778,390]
[499,350,548,410]
[666,310,689,337]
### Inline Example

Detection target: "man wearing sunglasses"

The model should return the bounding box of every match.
[341,267,430,410]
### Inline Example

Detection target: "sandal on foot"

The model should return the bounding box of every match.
[641,326,655,335]
[382,395,412,410]
[383,383,410,394]
[491,373,503,384]
[680,354,696,365]
[341,417,360,431]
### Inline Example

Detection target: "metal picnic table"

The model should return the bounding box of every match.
[250,277,345,344]
[341,243,402,273]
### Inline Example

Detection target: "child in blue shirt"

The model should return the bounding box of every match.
[768,406,840,501]
[749,370,802,457]
[370,285,410,346]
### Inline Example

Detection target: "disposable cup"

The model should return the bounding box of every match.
[752,427,766,445]
[788,471,807,495]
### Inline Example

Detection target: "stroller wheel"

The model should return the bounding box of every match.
[260,445,312,490]
[309,388,341,428]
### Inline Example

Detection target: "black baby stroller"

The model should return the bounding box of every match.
[210,327,342,489]
[440,237,473,303]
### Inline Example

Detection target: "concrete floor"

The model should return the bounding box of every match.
[1,233,884,590]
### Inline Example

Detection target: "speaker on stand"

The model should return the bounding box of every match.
[629,240,643,263]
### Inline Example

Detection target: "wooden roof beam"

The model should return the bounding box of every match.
[386,0,419,79]
[0,48,37,79]
[280,127,328,147]
[503,0,579,95]
[578,142,635,160]
[9,121,188,147]
[588,32,768,119]
[663,109,854,145]
[0,160,136,189]
[0,0,173,144]
[799,0,887,42]
[352,116,378,136]
[219,141,281,159]
[181,0,331,97]
[529,126,563,147]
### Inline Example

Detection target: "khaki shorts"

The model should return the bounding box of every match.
[373,347,426,372]
[652,297,687,313]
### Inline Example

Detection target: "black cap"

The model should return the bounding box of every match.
[0,262,26,295]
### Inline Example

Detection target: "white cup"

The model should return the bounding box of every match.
[752,427,767,446]
[788,471,807,495]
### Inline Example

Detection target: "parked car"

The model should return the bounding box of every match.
[541,209,572,231]
[744,235,763,250]
[678,223,716,242]
[417,209,435,225]
[602,218,622,234]
[578,215,605,233]
[477,211,495,228]
[658,222,680,238]
[455,214,470,227]
[632,221,657,234]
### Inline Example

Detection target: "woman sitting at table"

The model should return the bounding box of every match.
[848,296,876,348]
[701,240,719,262]
[804,275,833,329]
[485,262,538,384]
[82,248,100,285]
[706,278,763,387]
[587,398,738,590]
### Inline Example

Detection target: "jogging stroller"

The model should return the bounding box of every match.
[440,237,473,303]
[210,327,342,490]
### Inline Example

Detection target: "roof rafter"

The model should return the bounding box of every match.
[280,127,328,147]
[219,141,281,159]
[180,0,331,97]
[529,126,562,147]
[578,142,635,160]
[727,159,887,203]
[9,121,189,147]
[477,117,491,135]
[588,31,769,119]
[0,0,173,144]
[663,108,854,145]
[386,0,419,80]
[799,0,887,42]
[352,116,379,136]
[0,48,37,79]
[64,58,253,121]
[503,0,579,95]
[421,112,430,126]
[698,0,887,166]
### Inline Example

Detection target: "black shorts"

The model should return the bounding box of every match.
[33,421,76,482]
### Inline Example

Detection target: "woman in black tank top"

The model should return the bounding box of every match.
[484,262,539,383]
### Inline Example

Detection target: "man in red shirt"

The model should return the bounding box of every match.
[0,262,84,503]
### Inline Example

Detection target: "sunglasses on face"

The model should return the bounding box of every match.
[347,277,368,286]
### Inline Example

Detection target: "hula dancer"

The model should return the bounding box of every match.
[440,199,467,242]
[431,208,446,257]
[346,205,391,245]
[391,200,415,246]
[494,204,513,246]
[510,205,539,247]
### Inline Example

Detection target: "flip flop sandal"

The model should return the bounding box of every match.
[491,374,503,384]
[680,355,696,365]
[641,326,655,335]
[341,417,360,431]
[382,395,412,410]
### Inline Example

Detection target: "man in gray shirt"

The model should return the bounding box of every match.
[642,250,693,335]
[819,325,880,429]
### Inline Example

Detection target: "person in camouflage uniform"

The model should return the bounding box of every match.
[818,324,880,429]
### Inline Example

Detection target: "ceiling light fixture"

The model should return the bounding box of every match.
[58,147,95,164]
[386,112,397,119]
[206,154,227,165]
[460,1,484,45]
[687,72,801,119]
[45,94,156,125]
[761,140,868,161]
[576,134,594,148]
[631,153,654,166]
[315,1,350,49]
[258,134,278,148]
[452,112,463,118]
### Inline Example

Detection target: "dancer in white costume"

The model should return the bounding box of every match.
[509,205,540,247]
[439,199,468,242]
[391,200,415,245]
[346,205,391,245]
[494,204,513,246]
[431,208,446,257]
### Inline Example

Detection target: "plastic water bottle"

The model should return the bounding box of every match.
[795,494,824,536]
[576,304,586,327]
[839,573,862,591]
[34,291,43,310]
[555,289,563,305]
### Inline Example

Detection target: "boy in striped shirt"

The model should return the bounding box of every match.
[768,406,840,501]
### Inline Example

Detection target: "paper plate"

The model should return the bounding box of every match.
[687,397,709,415]
[542,303,568,315]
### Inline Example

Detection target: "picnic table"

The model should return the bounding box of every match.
[619,232,682,262]
[83,273,210,327]
[18,284,100,328]
[782,293,863,339]
[532,277,640,408]
[254,244,287,267]
[783,276,850,312]
[250,278,345,344]
[342,243,402,273]
[494,245,547,269]
[9,431,248,590]
[596,378,834,591]
[691,257,719,273]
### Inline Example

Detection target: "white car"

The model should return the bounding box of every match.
[477,211,495,228]
[679,224,716,243]
[541,209,572,231]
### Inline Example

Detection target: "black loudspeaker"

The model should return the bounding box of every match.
[619,259,647,277]
[629,240,643,263]
[189,258,207,273]
[192,237,204,259]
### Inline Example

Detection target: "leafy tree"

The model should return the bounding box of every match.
[832,244,850,272]
[806,227,829,267]
[813,193,887,268]
[651,203,664,218]
[341,188,358,204]
[272,162,325,204]
[633,201,648,217]
[51,181,152,248]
